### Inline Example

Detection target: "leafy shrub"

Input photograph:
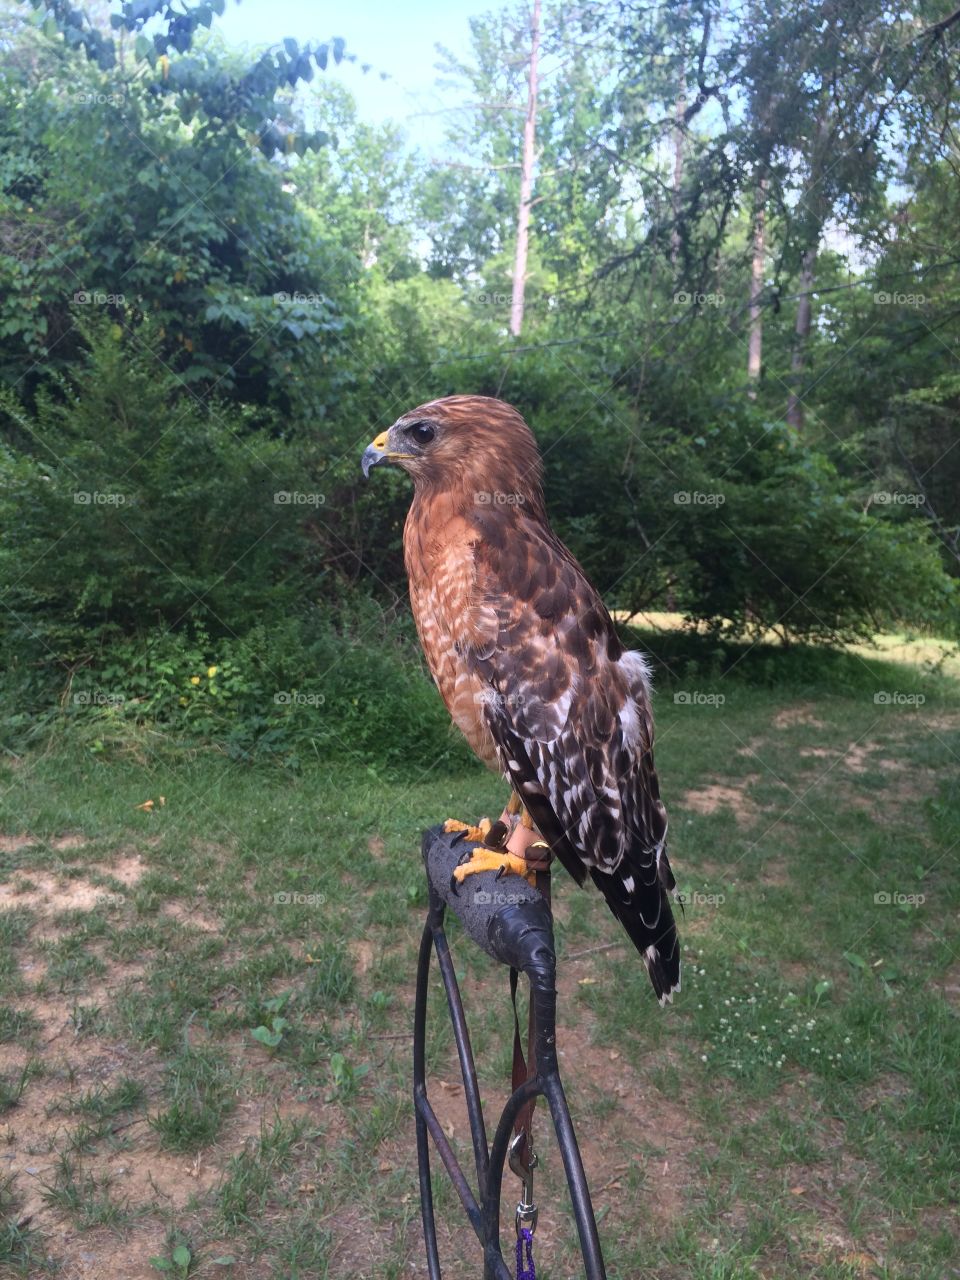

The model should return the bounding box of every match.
[67,605,472,772]
[0,323,309,660]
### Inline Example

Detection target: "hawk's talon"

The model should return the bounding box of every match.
[443,817,493,844]
[451,847,537,888]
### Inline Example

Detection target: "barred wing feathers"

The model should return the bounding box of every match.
[468,514,681,1004]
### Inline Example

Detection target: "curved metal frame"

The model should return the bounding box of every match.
[413,878,606,1280]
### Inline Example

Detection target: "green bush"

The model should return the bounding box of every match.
[0,322,477,770]
[0,324,309,660]
[53,607,472,772]
[345,338,956,645]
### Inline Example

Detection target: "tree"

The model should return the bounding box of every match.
[509,0,541,335]
[1,6,353,420]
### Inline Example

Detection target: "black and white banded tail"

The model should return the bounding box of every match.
[590,849,681,1005]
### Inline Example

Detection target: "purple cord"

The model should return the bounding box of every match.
[516,1226,536,1280]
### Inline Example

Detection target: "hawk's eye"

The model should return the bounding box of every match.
[405,421,436,446]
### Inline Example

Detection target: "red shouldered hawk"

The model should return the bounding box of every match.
[362,396,680,1004]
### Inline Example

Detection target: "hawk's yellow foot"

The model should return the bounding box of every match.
[443,817,493,844]
[451,846,537,890]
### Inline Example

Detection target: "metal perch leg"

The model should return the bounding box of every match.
[413,824,607,1280]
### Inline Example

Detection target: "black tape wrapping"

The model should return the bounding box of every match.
[421,825,556,981]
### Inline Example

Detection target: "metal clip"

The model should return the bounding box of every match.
[508,1131,539,1236]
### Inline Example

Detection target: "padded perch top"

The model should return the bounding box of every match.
[421,825,556,981]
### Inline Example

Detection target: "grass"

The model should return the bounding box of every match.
[0,1174,48,1275]
[0,629,957,1277]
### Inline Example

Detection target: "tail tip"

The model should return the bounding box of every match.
[644,944,681,1006]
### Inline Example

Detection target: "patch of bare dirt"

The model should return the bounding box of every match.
[159,900,220,932]
[681,777,761,827]
[755,857,794,887]
[795,741,943,814]
[0,1036,158,1213]
[0,847,222,936]
[0,858,153,951]
[0,832,87,854]
[934,959,960,1010]
[798,743,874,773]
[0,854,147,919]
[773,704,827,729]
[0,991,144,1074]
[420,1074,468,1145]
[923,711,960,732]
[350,939,375,975]
[99,853,147,885]
[0,873,107,915]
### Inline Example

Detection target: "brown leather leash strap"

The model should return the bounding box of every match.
[509,965,535,1168]
[509,853,552,1171]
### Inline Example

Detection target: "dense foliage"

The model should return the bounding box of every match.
[1,0,957,761]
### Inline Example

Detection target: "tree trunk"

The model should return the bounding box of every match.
[747,177,766,396]
[786,243,816,431]
[670,61,686,269]
[509,0,541,338]
[786,106,830,433]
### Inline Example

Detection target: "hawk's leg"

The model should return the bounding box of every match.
[443,793,517,849]
[449,800,548,892]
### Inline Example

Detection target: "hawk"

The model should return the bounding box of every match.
[362,396,680,1003]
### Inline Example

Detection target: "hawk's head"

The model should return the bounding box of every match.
[362,395,544,508]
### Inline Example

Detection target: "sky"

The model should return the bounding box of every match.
[213,0,483,152]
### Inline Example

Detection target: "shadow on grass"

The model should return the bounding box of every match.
[622,622,959,700]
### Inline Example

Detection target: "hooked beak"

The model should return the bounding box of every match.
[361,430,393,479]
